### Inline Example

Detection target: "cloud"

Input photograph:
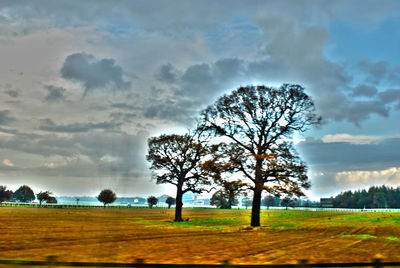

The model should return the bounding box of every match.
[44,85,66,102]
[322,133,381,144]
[0,110,15,125]
[111,103,138,110]
[61,52,130,97]
[335,167,400,188]
[297,137,400,173]
[109,112,137,123]
[39,119,119,133]
[4,89,19,98]
[379,89,400,105]
[2,158,14,167]
[358,59,400,85]
[155,64,178,84]
[351,85,377,97]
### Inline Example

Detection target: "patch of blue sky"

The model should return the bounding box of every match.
[103,19,143,36]
[327,18,400,65]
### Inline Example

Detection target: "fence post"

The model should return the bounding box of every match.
[221,259,231,268]
[135,258,145,264]
[298,259,309,268]
[373,258,382,268]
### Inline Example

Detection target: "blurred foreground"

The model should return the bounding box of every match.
[1,207,399,264]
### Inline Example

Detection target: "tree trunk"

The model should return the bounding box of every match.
[251,158,264,227]
[174,183,184,222]
[251,184,263,226]
[228,198,232,209]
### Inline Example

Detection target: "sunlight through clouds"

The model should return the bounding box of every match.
[335,167,400,187]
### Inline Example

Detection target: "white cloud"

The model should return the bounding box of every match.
[335,167,400,187]
[2,158,14,167]
[322,133,381,144]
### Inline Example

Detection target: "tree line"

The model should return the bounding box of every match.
[0,185,57,205]
[331,185,400,209]
[0,185,177,208]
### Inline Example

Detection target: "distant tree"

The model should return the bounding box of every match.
[0,185,13,203]
[281,196,295,209]
[12,185,35,203]
[209,180,246,209]
[200,84,320,226]
[165,196,176,208]
[210,190,230,209]
[147,196,158,208]
[242,192,252,209]
[37,191,53,205]
[75,197,80,205]
[47,196,57,204]
[262,195,276,209]
[147,130,212,221]
[97,189,116,208]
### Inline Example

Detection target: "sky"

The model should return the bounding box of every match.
[0,0,399,200]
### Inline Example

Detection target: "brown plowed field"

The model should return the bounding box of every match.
[1,207,399,264]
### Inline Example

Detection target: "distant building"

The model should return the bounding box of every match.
[320,198,333,207]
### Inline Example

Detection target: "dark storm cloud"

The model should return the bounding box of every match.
[379,89,400,103]
[44,85,66,102]
[111,103,138,110]
[149,58,249,123]
[155,64,178,84]
[344,100,388,124]
[358,59,400,85]
[297,137,400,173]
[144,98,199,124]
[39,119,119,133]
[351,85,377,97]
[4,89,19,98]
[0,110,15,125]
[61,52,130,97]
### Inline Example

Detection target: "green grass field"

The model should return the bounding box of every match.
[1,207,399,264]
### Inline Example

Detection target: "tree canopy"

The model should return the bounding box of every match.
[12,185,35,203]
[147,196,158,208]
[0,185,13,202]
[165,196,176,208]
[200,84,320,226]
[97,189,117,207]
[147,131,211,221]
[37,191,54,205]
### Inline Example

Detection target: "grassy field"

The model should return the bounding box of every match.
[1,207,400,265]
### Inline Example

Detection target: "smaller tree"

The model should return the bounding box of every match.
[37,191,53,205]
[47,196,57,204]
[97,189,117,208]
[165,196,176,208]
[210,190,230,209]
[281,196,295,210]
[262,195,276,209]
[147,196,158,208]
[242,192,252,209]
[12,185,35,203]
[0,186,13,203]
[75,197,80,205]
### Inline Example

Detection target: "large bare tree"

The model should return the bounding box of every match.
[147,131,211,222]
[200,84,320,226]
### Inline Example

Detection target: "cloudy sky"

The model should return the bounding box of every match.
[0,1,399,200]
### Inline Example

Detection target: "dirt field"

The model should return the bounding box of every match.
[1,207,400,265]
